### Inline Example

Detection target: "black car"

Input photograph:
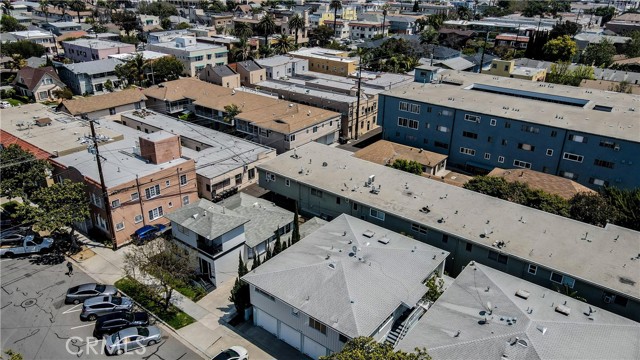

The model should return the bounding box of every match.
[93,311,150,338]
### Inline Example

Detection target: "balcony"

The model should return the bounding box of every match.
[197,236,223,256]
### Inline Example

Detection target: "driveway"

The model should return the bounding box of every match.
[0,254,203,359]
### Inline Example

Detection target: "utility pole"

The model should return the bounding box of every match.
[353,59,363,141]
[479,31,489,74]
[89,120,117,251]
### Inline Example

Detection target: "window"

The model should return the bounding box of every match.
[115,222,125,231]
[484,153,491,160]
[434,141,449,149]
[546,149,553,156]
[180,174,187,186]
[462,131,478,139]
[498,156,505,163]
[285,134,296,142]
[599,140,617,149]
[144,184,161,199]
[487,136,493,143]
[336,197,341,205]
[148,206,163,221]
[111,199,120,208]
[309,317,327,335]
[182,195,190,205]
[550,272,575,288]
[490,119,497,126]
[370,208,385,221]
[518,143,535,151]
[504,122,511,128]
[310,188,323,198]
[265,172,276,182]
[168,202,173,208]
[488,250,508,264]
[441,110,452,116]
[501,139,508,146]
[255,288,275,301]
[560,171,577,180]
[465,243,472,252]
[464,114,480,123]
[589,177,608,186]
[339,334,349,343]
[352,202,358,210]
[134,214,143,224]
[398,117,417,128]
[521,125,539,133]
[285,179,291,187]
[408,119,419,129]
[568,134,587,143]
[399,101,420,114]
[527,264,537,275]
[248,168,255,180]
[165,180,170,188]
[594,159,614,169]
[459,147,476,156]
[563,152,584,163]
[442,234,449,243]
[513,159,532,169]
[38,91,48,99]
[313,126,318,133]
[411,223,427,234]
[436,125,449,133]
[550,130,557,137]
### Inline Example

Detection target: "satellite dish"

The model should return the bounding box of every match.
[352,245,358,254]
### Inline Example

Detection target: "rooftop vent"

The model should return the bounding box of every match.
[515,289,530,300]
[555,304,571,316]
[328,263,336,269]
[378,237,390,245]
[363,230,375,238]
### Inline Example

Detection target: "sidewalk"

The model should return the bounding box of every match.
[72,234,303,360]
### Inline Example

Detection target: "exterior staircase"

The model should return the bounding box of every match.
[384,301,431,347]
[384,309,411,346]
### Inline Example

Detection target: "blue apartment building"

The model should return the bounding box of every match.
[378,66,640,189]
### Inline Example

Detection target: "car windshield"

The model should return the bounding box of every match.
[95,284,106,292]
[112,297,122,305]
[32,237,44,245]
[137,327,149,337]
[214,350,240,360]
[69,286,79,293]
[110,332,120,343]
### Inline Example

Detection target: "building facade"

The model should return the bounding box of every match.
[58,58,122,95]
[147,37,228,76]
[10,30,57,54]
[61,39,136,62]
[289,47,358,77]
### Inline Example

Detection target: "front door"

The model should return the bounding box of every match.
[199,258,210,278]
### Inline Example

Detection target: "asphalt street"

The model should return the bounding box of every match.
[1,253,202,360]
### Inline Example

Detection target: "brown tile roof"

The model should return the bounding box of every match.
[487,168,595,199]
[354,140,448,167]
[613,56,640,66]
[59,89,147,115]
[56,31,89,42]
[13,66,63,92]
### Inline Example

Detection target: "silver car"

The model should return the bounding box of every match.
[65,283,117,304]
[80,296,133,321]
[104,326,162,355]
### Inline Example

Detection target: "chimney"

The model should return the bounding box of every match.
[138,133,182,165]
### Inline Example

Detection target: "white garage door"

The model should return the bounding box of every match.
[303,336,327,360]
[279,322,301,350]
[255,308,278,336]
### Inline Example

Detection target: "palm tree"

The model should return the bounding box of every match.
[273,34,294,55]
[257,13,276,48]
[69,0,86,23]
[233,21,253,40]
[288,13,305,46]
[457,6,471,20]
[329,0,342,34]
[223,104,242,124]
[232,37,252,61]
[403,55,420,71]
[381,4,390,37]
[39,0,50,24]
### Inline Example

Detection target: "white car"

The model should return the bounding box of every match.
[211,346,248,360]
[0,101,11,109]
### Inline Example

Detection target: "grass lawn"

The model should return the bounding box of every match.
[174,282,207,302]
[5,98,24,106]
[115,277,196,330]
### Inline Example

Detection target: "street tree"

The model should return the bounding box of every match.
[419,27,439,45]
[329,0,342,34]
[0,144,52,202]
[124,238,196,311]
[288,13,305,46]
[321,337,431,360]
[582,38,616,67]
[149,55,183,83]
[257,14,276,48]
[542,35,577,62]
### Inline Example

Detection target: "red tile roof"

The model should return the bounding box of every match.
[0,130,52,159]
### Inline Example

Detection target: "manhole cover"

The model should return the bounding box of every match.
[21,299,37,308]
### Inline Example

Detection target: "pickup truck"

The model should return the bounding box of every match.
[0,235,54,257]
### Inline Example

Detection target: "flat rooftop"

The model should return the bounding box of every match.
[62,38,133,49]
[149,41,224,52]
[256,55,305,68]
[108,51,168,61]
[0,104,123,157]
[62,58,122,75]
[257,80,358,103]
[119,110,275,179]
[289,47,358,63]
[10,30,54,38]
[257,143,640,301]
[397,262,640,359]
[383,70,640,142]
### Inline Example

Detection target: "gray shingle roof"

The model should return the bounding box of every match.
[62,58,122,75]
[397,263,640,360]
[164,198,249,240]
[242,214,449,338]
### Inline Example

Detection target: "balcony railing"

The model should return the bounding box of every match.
[197,238,223,256]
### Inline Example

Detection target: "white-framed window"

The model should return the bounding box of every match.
[459,147,476,156]
[411,223,427,234]
[441,110,452,116]
[550,272,575,288]
[436,125,449,133]
[310,188,323,197]
[370,208,385,221]
[165,180,170,188]
[148,206,163,221]
[265,172,276,181]
[563,152,584,163]
[560,171,576,180]
[590,178,606,186]
[180,174,187,186]
[546,149,553,156]
[484,153,491,160]
[285,179,291,187]
[527,264,537,275]
[111,199,120,208]
[398,117,408,127]
[513,159,532,169]
[490,119,497,126]
[568,134,586,143]
[168,202,173,208]
[182,195,190,205]
[408,119,419,129]
[464,114,480,123]
[498,156,505,163]
[134,214,143,224]
[518,143,534,151]
[115,222,125,231]
[145,184,161,199]
[399,101,420,114]
[131,192,139,201]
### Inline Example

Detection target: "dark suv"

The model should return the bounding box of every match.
[93,311,150,338]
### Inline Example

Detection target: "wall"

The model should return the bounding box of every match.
[237,66,267,86]
[199,66,241,88]
[62,42,136,62]
[83,102,145,120]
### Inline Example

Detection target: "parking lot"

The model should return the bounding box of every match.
[1,254,203,360]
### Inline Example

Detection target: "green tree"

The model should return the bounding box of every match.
[412,0,419,12]
[39,0,50,24]
[176,22,190,30]
[464,176,512,199]
[582,38,616,67]
[138,1,178,18]
[381,4,390,36]
[0,144,52,202]
[542,35,577,62]
[456,6,471,20]
[549,20,581,39]
[569,192,619,227]
[53,87,73,99]
[522,0,548,17]
[524,30,549,59]
[1,14,27,32]
[229,276,250,313]
[419,27,439,45]
[104,79,114,92]
[546,62,594,86]
[115,53,147,86]
[161,17,171,30]
[233,21,253,40]
[273,229,282,255]
[609,80,633,93]
[624,31,640,58]
[69,0,86,23]
[311,25,334,46]
[423,275,445,302]
[291,202,300,244]
[427,13,445,30]
[238,251,248,276]
[223,103,242,124]
[588,6,615,24]
[257,13,277,47]
[1,349,23,360]
[391,159,423,175]
[273,34,294,55]
[329,0,342,34]
[288,13,305,46]
[111,10,138,36]
[598,187,640,231]
[124,237,196,311]
[321,337,431,360]
[150,55,183,83]
[555,284,586,302]
[1,40,46,58]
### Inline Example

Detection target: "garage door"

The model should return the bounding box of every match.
[279,322,301,350]
[255,308,278,336]
[303,336,327,360]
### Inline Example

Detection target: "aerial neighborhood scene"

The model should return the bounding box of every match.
[2,0,640,358]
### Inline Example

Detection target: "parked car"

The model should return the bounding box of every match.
[212,346,249,360]
[0,235,54,257]
[132,224,166,245]
[0,101,11,109]
[104,326,162,356]
[65,283,117,305]
[93,311,150,338]
[80,296,133,321]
